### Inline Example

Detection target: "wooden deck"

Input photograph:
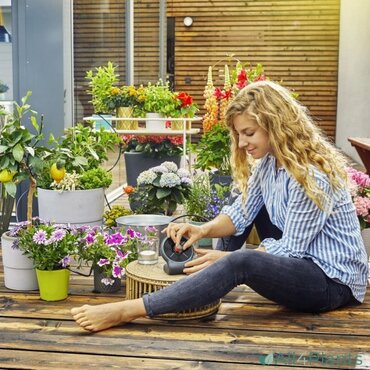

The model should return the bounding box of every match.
[0,254,369,370]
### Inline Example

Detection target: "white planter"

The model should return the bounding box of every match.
[145,113,166,130]
[1,232,39,291]
[37,187,105,226]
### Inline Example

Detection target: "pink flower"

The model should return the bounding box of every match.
[347,167,370,228]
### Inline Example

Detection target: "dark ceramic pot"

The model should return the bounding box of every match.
[124,152,181,186]
[93,265,121,293]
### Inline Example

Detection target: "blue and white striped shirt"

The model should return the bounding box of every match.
[222,154,368,302]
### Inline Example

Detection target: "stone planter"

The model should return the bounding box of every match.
[124,152,181,186]
[1,232,38,291]
[37,188,105,226]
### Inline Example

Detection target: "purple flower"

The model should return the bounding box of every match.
[98,258,110,266]
[145,225,158,236]
[112,265,123,278]
[115,249,129,260]
[84,233,95,244]
[32,230,47,244]
[50,229,66,242]
[126,228,136,238]
[60,255,71,268]
[106,232,125,245]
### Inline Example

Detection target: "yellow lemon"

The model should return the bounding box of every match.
[0,169,14,183]
[50,163,66,183]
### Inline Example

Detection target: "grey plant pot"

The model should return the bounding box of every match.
[124,151,181,186]
[37,187,105,226]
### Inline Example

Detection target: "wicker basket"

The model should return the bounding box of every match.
[125,258,221,320]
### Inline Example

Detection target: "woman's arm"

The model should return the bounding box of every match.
[165,214,236,250]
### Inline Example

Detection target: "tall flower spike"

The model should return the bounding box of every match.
[207,66,214,88]
[224,64,231,90]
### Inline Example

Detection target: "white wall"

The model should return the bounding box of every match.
[336,0,370,162]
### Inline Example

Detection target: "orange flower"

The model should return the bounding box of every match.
[123,185,135,194]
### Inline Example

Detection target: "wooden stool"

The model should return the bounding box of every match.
[125,257,221,320]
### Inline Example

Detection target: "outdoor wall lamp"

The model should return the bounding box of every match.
[183,16,193,27]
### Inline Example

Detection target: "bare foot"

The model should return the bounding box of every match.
[71,298,146,332]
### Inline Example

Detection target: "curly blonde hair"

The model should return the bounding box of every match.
[225,80,348,210]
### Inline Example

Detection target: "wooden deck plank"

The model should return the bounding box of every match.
[0,253,369,369]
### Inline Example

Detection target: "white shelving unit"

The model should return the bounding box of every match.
[83,116,201,204]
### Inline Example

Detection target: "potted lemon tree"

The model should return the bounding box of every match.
[36,122,120,226]
[0,92,52,290]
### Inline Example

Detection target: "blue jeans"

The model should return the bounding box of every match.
[143,249,358,316]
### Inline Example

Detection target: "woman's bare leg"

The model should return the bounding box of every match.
[71,298,146,332]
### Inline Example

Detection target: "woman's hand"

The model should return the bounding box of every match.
[183,248,230,274]
[164,222,205,250]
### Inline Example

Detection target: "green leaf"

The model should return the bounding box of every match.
[30,116,40,132]
[25,146,35,156]
[12,143,24,162]
[0,156,10,169]
[157,188,171,199]
[87,146,99,160]
[74,156,88,167]
[4,181,17,198]
[0,145,8,153]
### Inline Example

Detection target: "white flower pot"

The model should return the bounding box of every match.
[1,232,39,291]
[37,188,105,226]
[145,113,166,130]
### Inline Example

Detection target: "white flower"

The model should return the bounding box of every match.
[159,172,181,188]
[161,161,178,173]
[181,177,192,185]
[137,170,157,185]
[177,168,191,179]
[151,165,169,174]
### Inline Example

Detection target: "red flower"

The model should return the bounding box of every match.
[254,74,266,82]
[213,87,223,100]
[223,89,233,100]
[176,92,193,107]
[236,68,248,89]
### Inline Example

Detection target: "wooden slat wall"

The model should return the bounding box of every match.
[73,0,126,120]
[168,0,340,137]
[74,0,340,138]
[73,0,162,121]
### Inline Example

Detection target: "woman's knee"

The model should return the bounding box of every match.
[225,249,266,281]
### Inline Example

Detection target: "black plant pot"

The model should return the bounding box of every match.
[124,152,181,186]
[93,265,121,293]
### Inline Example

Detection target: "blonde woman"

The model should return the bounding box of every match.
[71,81,368,332]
